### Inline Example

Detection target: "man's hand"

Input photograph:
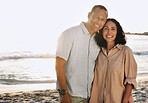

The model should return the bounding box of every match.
[61,93,72,103]
[56,57,70,103]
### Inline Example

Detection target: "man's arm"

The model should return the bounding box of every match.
[55,56,71,103]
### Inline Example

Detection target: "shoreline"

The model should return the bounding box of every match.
[0,77,145,94]
[125,33,148,36]
[0,78,148,103]
[0,83,56,94]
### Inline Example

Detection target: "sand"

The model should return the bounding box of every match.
[133,78,148,103]
[0,89,59,103]
[0,79,147,103]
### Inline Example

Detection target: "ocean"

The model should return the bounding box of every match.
[0,35,148,93]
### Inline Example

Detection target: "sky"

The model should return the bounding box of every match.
[0,0,148,54]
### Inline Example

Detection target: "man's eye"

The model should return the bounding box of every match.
[95,16,98,18]
[102,19,106,21]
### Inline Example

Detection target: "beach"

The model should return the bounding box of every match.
[0,79,147,103]
[0,35,148,103]
[0,89,59,103]
[0,83,59,103]
[132,78,148,103]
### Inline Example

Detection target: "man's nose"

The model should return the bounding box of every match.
[97,20,102,25]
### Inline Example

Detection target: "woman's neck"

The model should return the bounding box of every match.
[107,42,115,51]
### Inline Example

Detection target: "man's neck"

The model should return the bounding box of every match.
[83,22,94,36]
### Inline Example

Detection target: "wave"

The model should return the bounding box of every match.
[0,51,55,61]
[0,78,56,85]
[138,72,148,76]
[133,51,148,55]
[0,50,147,61]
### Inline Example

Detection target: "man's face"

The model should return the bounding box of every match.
[88,8,108,33]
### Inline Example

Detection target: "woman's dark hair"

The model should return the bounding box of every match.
[95,18,126,48]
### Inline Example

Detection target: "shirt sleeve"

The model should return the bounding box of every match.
[124,47,137,89]
[56,30,73,61]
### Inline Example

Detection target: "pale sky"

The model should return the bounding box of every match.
[0,0,147,54]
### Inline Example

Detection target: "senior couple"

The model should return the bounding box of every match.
[55,5,137,103]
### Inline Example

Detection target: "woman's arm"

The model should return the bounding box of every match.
[122,84,133,103]
[89,68,99,103]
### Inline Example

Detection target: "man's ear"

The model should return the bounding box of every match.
[88,12,91,19]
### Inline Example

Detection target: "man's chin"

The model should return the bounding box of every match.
[94,29,100,32]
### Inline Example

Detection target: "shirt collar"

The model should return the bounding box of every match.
[116,44,123,50]
[101,44,123,56]
[80,22,90,36]
[102,44,123,51]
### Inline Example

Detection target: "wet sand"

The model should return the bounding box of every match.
[133,78,148,103]
[0,89,59,103]
[0,79,147,103]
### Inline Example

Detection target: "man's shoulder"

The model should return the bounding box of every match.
[59,22,83,39]
[64,23,81,34]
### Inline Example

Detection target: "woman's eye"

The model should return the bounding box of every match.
[104,27,108,30]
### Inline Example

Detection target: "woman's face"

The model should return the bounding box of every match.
[103,21,117,44]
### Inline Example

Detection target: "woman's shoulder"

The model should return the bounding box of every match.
[121,45,133,54]
[122,45,131,50]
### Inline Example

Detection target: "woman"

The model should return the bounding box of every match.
[90,18,137,103]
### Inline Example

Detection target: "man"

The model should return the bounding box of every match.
[56,5,108,103]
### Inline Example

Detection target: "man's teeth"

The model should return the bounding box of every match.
[95,24,99,28]
[106,35,113,38]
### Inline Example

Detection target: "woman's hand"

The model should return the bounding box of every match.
[122,83,133,103]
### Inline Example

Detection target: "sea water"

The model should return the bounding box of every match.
[0,58,56,85]
[0,35,148,92]
[126,35,148,78]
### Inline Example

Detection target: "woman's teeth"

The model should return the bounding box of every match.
[106,35,113,38]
